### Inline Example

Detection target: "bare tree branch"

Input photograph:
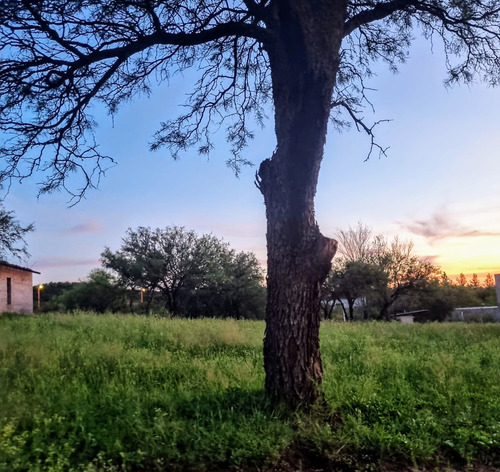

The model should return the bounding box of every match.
[333,99,391,160]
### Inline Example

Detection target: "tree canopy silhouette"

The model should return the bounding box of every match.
[1,0,500,407]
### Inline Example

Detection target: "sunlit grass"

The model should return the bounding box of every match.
[0,313,498,471]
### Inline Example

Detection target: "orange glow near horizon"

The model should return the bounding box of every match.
[416,235,500,282]
[438,263,500,281]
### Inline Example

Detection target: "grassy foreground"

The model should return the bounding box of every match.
[0,314,498,471]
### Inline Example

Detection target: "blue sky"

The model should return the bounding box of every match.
[4,36,500,284]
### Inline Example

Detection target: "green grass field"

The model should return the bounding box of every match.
[0,313,499,471]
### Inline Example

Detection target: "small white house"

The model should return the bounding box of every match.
[0,261,40,314]
[396,314,415,324]
[393,310,430,324]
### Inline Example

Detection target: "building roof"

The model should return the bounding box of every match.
[393,310,429,317]
[0,261,41,274]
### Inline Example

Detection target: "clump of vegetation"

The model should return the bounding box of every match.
[0,314,498,471]
[322,223,498,322]
[35,226,266,319]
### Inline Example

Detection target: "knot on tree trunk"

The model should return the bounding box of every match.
[255,157,273,197]
[314,233,337,282]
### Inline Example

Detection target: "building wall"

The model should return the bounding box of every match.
[397,315,414,324]
[0,266,34,314]
[495,274,500,308]
[449,306,500,322]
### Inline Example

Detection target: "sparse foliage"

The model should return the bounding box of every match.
[0,203,34,261]
[373,237,440,320]
[441,272,451,285]
[457,273,468,286]
[469,273,480,288]
[327,224,440,320]
[484,273,495,288]
[335,222,374,263]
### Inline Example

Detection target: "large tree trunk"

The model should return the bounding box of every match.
[258,1,346,408]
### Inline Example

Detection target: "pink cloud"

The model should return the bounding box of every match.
[65,221,103,235]
[420,254,440,265]
[401,210,500,243]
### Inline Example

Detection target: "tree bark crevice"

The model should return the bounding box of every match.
[257,57,341,406]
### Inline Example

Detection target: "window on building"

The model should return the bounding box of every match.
[7,277,12,305]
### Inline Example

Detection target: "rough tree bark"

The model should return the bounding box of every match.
[256,1,346,407]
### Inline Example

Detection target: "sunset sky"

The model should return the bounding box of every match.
[3,36,500,285]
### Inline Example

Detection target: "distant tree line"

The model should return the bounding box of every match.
[34,226,265,319]
[35,223,496,321]
[321,223,498,322]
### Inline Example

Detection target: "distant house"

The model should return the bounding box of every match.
[393,310,430,324]
[449,306,500,322]
[448,274,500,322]
[0,261,40,314]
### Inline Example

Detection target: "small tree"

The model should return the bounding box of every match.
[474,273,498,306]
[58,269,126,313]
[469,273,480,288]
[0,204,34,262]
[334,222,373,264]
[406,278,455,321]
[440,272,451,285]
[330,224,440,320]
[456,273,468,287]
[219,251,266,319]
[373,237,440,320]
[484,273,495,288]
[324,260,386,321]
[184,250,266,319]
[102,226,265,318]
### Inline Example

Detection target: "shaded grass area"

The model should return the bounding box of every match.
[320,323,500,469]
[0,314,498,471]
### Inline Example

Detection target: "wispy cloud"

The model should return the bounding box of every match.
[65,221,103,235]
[401,209,500,243]
[420,254,440,265]
[35,257,100,269]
